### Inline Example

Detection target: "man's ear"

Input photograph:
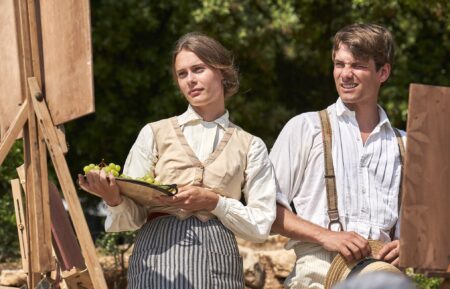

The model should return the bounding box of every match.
[378,63,391,84]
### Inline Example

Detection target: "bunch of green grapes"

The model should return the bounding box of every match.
[83,161,121,177]
[135,173,162,185]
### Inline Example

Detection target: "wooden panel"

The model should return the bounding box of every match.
[399,83,450,271]
[49,182,86,271]
[0,0,24,139]
[39,0,94,125]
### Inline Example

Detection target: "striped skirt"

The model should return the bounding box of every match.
[127,216,244,289]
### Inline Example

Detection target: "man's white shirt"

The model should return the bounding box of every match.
[270,98,406,249]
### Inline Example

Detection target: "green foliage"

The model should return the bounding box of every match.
[412,275,442,289]
[0,194,19,261]
[0,141,23,261]
[406,268,443,289]
[96,231,136,289]
[96,231,136,258]
[96,231,136,267]
[67,1,450,177]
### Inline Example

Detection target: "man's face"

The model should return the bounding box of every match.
[333,44,390,110]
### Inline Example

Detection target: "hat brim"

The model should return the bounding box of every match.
[324,240,393,289]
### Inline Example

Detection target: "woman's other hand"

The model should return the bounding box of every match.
[157,185,219,212]
[78,169,122,207]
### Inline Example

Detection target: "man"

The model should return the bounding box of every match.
[270,23,405,289]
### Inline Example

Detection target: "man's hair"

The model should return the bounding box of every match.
[332,24,395,70]
[172,32,239,98]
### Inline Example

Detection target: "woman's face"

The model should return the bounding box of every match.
[174,49,225,110]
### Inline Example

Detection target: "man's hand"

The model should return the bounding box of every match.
[78,169,122,207]
[157,185,219,212]
[376,240,400,266]
[272,204,370,263]
[318,230,371,262]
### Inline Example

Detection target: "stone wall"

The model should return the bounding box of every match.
[239,235,296,289]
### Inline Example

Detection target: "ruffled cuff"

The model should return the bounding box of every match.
[105,197,130,214]
[211,195,230,218]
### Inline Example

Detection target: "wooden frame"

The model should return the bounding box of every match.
[0,1,105,289]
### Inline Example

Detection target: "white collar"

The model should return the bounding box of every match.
[336,97,391,130]
[177,105,230,129]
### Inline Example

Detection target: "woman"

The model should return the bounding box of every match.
[79,32,277,289]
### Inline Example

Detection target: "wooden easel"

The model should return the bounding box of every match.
[0,1,106,289]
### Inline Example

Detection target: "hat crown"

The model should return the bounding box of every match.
[325,240,402,289]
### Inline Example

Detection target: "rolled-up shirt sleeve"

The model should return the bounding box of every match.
[269,115,313,210]
[104,124,156,232]
[211,137,277,243]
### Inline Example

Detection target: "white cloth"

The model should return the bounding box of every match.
[270,98,406,249]
[105,105,277,243]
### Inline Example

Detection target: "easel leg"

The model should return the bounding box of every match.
[28,78,108,289]
[11,179,29,273]
[23,88,54,272]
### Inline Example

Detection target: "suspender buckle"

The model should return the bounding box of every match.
[328,219,344,231]
[327,209,343,231]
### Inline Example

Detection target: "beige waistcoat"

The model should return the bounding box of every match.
[147,117,253,221]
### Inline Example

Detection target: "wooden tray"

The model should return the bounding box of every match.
[79,177,177,206]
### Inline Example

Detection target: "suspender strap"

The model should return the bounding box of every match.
[391,128,405,239]
[317,109,404,236]
[393,128,405,210]
[319,109,343,231]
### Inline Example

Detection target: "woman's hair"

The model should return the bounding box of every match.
[172,32,239,98]
[332,23,395,71]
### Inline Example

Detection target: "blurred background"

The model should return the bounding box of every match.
[1,0,449,268]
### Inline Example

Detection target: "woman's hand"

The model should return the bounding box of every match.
[78,169,122,207]
[157,185,219,212]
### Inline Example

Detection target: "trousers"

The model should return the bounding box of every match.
[284,243,337,289]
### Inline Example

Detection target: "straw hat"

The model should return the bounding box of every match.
[324,240,402,289]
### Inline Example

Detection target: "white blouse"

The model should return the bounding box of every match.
[105,106,277,243]
[270,98,406,249]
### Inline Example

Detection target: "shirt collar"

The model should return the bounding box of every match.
[177,105,230,129]
[336,97,391,129]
